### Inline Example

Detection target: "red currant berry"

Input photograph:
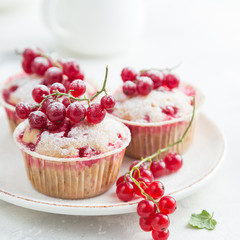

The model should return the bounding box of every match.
[31,57,51,76]
[101,95,116,111]
[32,85,50,103]
[46,102,66,124]
[152,229,169,240]
[41,98,55,113]
[129,160,147,171]
[137,200,157,218]
[148,181,165,199]
[133,168,153,182]
[28,111,47,129]
[62,97,70,108]
[162,106,178,116]
[133,177,150,197]
[116,182,135,202]
[23,48,40,62]
[44,67,63,85]
[22,59,33,74]
[151,213,170,231]
[139,217,153,232]
[116,175,134,186]
[121,67,137,82]
[150,160,166,178]
[16,103,31,119]
[164,152,183,172]
[46,120,63,131]
[62,60,80,79]
[74,71,84,80]
[140,71,163,89]
[158,196,177,214]
[69,80,86,97]
[163,74,179,89]
[122,81,137,96]
[136,77,154,96]
[66,102,86,123]
[50,83,66,94]
[86,103,106,124]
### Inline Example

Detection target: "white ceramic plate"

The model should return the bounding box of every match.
[0,112,225,216]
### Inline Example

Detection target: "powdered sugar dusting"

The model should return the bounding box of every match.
[113,86,193,123]
[9,75,43,105]
[32,116,127,158]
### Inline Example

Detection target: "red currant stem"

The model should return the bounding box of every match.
[140,62,182,74]
[40,52,62,68]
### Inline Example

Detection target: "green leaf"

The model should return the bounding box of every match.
[189,210,217,230]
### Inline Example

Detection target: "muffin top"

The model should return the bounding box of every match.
[17,116,129,158]
[112,84,194,123]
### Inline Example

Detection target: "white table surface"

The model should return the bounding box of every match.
[0,0,240,239]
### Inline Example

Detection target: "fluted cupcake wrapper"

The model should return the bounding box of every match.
[4,106,22,133]
[21,148,125,199]
[125,115,198,159]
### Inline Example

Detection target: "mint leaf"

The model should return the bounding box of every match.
[189,210,217,230]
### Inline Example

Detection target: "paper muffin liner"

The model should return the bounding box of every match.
[110,84,204,159]
[13,120,131,199]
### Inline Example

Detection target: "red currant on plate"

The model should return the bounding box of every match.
[44,67,63,85]
[158,196,177,214]
[150,160,166,178]
[147,181,165,199]
[137,199,157,218]
[122,81,137,96]
[139,217,153,232]
[32,85,50,103]
[28,111,47,129]
[164,152,183,172]
[152,229,169,240]
[66,102,86,123]
[136,76,154,96]
[151,212,170,231]
[116,175,134,186]
[116,182,135,202]
[69,80,86,97]
[86,103,106,124]
[121,67,137,82]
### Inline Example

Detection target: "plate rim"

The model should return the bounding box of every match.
[0,113,226,215]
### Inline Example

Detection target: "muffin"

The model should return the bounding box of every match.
[14,116,130,199]
[110,67,204,159]
[0,47,95,132]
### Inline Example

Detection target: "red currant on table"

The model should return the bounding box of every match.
[121,67,137,82]
[116,182,135,202]
[136,76,154,96]
[150,160,166,178]
[163,74,179,89]
[164,152,183,172]
[147,181,165,199]
[140,71,163,89]
[50,83,66,94]
[32,85,50,103]
[151,212,170,231]
[31,57,51,76]
[28,111,47,129]
[139,216,153,232]
[66,102,86,123]
[16,103,31,119]
[46,102,66,124]
[69,80,86,97]
[44,67,63,85]
[158,196,177,214]
[101,95,116,111]
[137,199,157,218]
[86,103,106,124]
[62,60,80,79]
[122,81,137,96]
[152,229,169,240]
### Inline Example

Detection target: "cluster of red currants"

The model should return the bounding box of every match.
[121,67,180,96]
[116,152,182,240]
[21,47,84,91]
